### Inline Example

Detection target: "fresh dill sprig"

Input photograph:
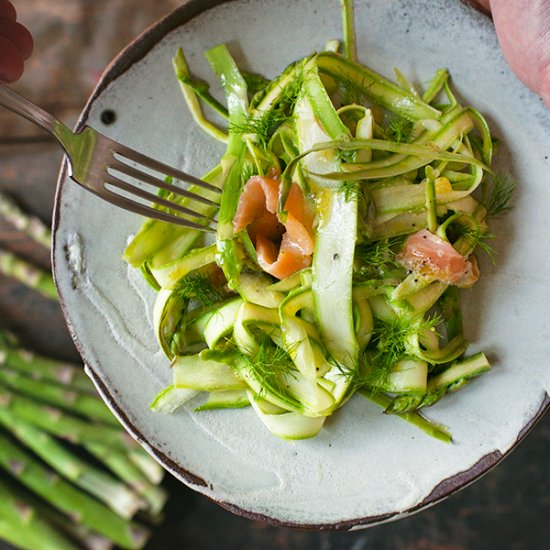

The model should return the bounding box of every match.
[486,173,517,218]
[454,224,495,262]
[175,271,222,307]
[230,109,288,145]
[342,315,440,392]
[278,63,308,112]
[366,315,440,386]
[231,66,306,146]
[370,318,410,370]
[335,70,370,106]
[361,352,393,391]
[355,238,400,269]
[339,349,391,394]
[385,116,413,143]
[241,161,256,185]
[244,339,297,396]
[339,180,363,202]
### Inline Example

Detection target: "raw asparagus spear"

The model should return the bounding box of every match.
[0,476,77,550]
[0,476,113,550]
[86,442,168,515]
[128,447,164,485]
[0,367,119,427]
[0,333,95,394]
[360,388,452,442]
[0,248,57,300]
[38,503,114,550]
[0,385,132,450]
[0,191,51,248]
[0,432,150,549]
[0,408,146,519]
[0,383,163,490]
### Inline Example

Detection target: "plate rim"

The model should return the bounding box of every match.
[51,0,550,529]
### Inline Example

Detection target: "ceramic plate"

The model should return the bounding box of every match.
[53,0,550,528]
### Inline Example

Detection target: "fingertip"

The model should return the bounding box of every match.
[0,19,33,59]
[0,35,24,83]
[540,89,550,112]
[22,25,33,60]
[0,66,24,84]
[476,0,491,12]
[537,57,550,112]
[0,0,16,20]
[15,21,33,59]
[463,0,491,16]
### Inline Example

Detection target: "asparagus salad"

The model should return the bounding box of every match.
[123,1,514,441]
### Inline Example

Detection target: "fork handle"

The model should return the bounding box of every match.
[0,82,73,148]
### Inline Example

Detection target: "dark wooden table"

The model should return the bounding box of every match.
[1,2,549,549]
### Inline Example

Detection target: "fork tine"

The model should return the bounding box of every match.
[113,145,222,194]
[101,186,215,231]
[109,160,219,208]
[105,175,212,221]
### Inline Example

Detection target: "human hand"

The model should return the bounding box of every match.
[0,0,33,83]
[473,0,550,108]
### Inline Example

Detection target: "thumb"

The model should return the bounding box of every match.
[472,0,550,108]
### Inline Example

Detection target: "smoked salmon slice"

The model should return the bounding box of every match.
[233,176,315,279]
[396,229,479,288]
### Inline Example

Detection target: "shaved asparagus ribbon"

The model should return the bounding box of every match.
[124,0,504,441]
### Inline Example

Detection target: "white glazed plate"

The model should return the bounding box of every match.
[53,0,550,528]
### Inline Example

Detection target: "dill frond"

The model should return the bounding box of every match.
[385,116,413,143]
[175,271,222,307]
[339,180,363,202]
[335,69,370,106]
[231,65,306,146]
[468,135,484,158]
[244,338,297,396]
[362,352,393,391]
[367,315,440,383]
[343,315,440,392]
[454,224,495,262]
[241,160,256,184]
[279,64,308,113]
[355,238,400,268]
[486,173,517,218]
[230,110,287,147]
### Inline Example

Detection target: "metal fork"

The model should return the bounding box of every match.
[0,83,221,230]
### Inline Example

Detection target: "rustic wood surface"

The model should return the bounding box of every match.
[1,1,549,549]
